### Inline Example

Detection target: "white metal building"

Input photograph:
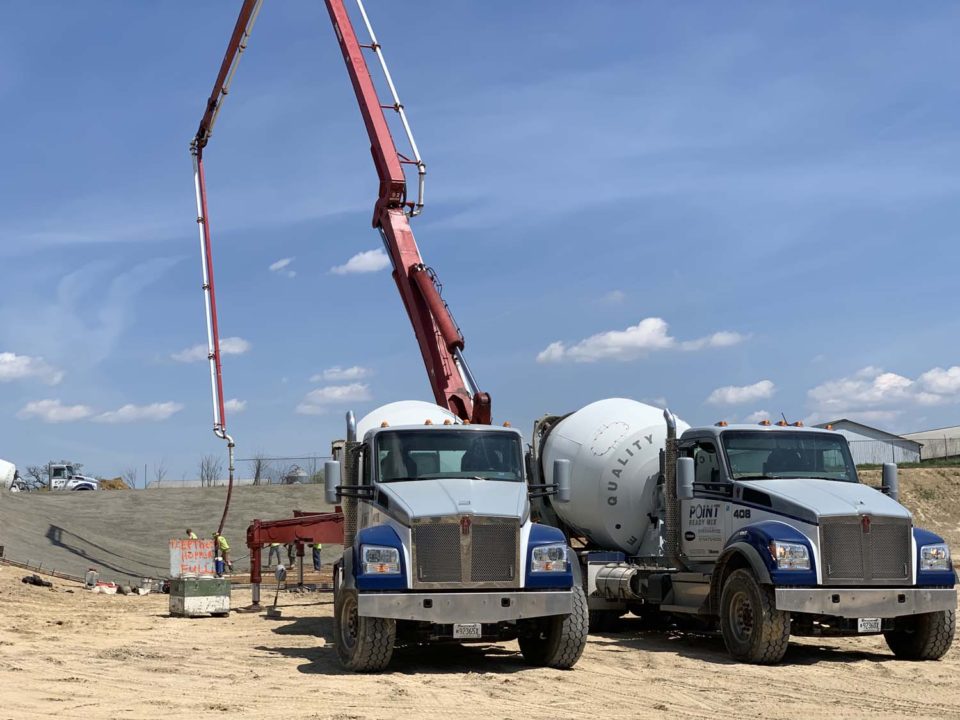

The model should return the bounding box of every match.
[814,419,922,465]
[903,425,960,460]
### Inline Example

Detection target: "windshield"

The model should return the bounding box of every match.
[375,429,523,482]
[721,431,858,483]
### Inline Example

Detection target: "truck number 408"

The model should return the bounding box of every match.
[733,509,751,519]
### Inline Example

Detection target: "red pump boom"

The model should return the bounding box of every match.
[190,0,490,425]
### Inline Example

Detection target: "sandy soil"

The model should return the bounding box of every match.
[1,564,958,720]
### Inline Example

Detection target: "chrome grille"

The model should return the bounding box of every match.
[822,523,864,579]
[412,516,520,589]
[412,523,461,583]
[820,516,911,586]
[470,520,517,582]
[870,523,911,578]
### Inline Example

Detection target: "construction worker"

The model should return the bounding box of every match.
[267,542,282,567]
[212,531,233,574]
[185,528,198,540]
[286,543,296,567]
[312,543,322,571]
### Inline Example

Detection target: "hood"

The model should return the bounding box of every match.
[739,478,910,520]
[379,478,528,520]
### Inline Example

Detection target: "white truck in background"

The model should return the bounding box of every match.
[528,398,957,664]
[48,462,98,491]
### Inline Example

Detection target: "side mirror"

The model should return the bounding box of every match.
[881,463,899,502]
[677,457,695,501]
[553,459,572,503]
[324,461,341,505]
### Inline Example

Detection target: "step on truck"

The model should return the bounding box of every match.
[324,400,589,672]
[528,398,957,663]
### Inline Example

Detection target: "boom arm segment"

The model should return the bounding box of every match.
[324,0,491,424]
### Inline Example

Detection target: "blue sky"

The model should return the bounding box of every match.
[1,1,959,482]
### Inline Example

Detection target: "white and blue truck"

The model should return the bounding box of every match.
[528,398,956,663]
[325,400,589,672]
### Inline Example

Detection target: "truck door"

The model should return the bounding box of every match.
[50,466,66,491]
[681,440,726,560]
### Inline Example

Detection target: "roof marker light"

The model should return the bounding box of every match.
[776,420,788,427]
[424,419,433,425]
[380,421,389,428]
[443,419,452,425]
[503,421,512,427]
[715,421,728,427]
[759,420,772,426]
[793,421,804,427]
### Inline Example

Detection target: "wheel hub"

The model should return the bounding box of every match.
[730,591,755,643]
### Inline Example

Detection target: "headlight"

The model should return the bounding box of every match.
[361,545,401,575]
[768,541,811,570]
[531,543,568,573]
[921,543,951,571]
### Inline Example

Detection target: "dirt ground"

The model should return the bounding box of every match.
[2,470,960,719]
[0,564,957,720]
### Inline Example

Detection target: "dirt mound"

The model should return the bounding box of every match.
[0,484,337,584]
[859,467,960,551]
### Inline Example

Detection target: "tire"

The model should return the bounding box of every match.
[518,586,589,669]
[719,568,790,664]
[334,588,395,672]
[883,609,956,660]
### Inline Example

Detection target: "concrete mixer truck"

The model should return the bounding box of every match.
[323,400,589,672]
[527,398,956,664]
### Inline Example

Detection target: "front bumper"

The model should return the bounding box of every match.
[775,587,957,618]
[358,590,573,623]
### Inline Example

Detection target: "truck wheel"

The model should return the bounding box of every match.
[883,609,956,660]
[719,568,790,664]
[334,588,395,672]
[518,586,589,669]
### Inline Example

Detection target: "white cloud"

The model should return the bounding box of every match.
[536,317,747,363]
[806,365,960,425]
[707,380,776,405]
[0,352,63,385]
[918,366,960,396]
[172,336,251,363]
[743,410,771,423]
[17,399,93,423]
[269,257,296,278]
[296,383,371,415]
[311,366,371,382]
[224,398,247,414]
[93,402,184,424]
[330,248,390,275]
[808,367,916,411]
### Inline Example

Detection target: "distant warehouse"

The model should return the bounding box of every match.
[814,419,921,465]
[903,425,960,461]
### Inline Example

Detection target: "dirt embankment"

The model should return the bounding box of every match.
[859,467,960,551]
[0,484,339,583]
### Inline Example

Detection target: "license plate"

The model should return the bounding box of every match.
[857,617,881,633]
[453,623,482,639]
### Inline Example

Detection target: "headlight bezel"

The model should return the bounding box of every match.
[531,543,569,573]
[920,543,951,572]
[768,540,811,571]
[361,544,401,575]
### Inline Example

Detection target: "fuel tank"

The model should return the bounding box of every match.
[542,398,688,554]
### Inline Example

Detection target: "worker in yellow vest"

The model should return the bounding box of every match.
[312,543,322,571]
[185,528,198,540]
[212,532,233,574]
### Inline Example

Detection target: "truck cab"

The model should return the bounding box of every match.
[672,422,955,661]
[48,464,98,491]
[328,401,588,672]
